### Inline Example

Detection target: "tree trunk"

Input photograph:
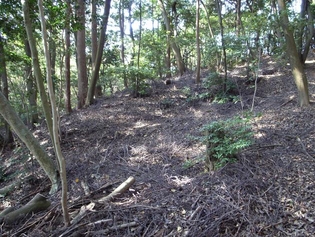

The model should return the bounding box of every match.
[22,0,54,139]
[38,0,70,226]
[158,0,185,75]
[277,0,310,107]
[135,0,142,96]
[165,45,171,78]
[297,0,307,60]
[76,0,88,109]
[196,0,201,84]
[64,0,72,114]
[91,0,98,68]
[0,90,58,194]
[24,39,39,126]
[200,0,214,38]
[216,0,228,91]
[49,37,57,93]
[86,0,111,106]
[301,1,314,64]
[119,0,128,88]
[0,35,14,144]
[128,0,136,65]
[235,0,241,36]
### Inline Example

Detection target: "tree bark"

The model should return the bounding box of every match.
[86,0,111,106]
[277,0,310,107]
[0,90,58,194]
[38,0,70,226]
[76,0,88,109]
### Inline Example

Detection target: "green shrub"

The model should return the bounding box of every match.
[201,116,253,170]
[202,72,237,103]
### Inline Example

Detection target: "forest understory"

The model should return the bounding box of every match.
[2,56,315,236]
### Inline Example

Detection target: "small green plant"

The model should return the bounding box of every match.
[201,116,253,171]
[203,72,221,89]
[160,98,174,109]
[202,72,237,103]
[181,86,192,98]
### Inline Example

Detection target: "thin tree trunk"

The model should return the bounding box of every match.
[119,0,128,88]
[136,0,142,95]
[301,1,314,63]
[297,0,307,59]
[0,90,58,194]
[158,0,185,75]
[22,0,54,139]
[38,0,70,226]
[0,35,14,144]
[49,37,57,93]
[277,0,310,106]
[24,39,39,126]
[91,0,98,68]
[216,0,227,91]
[64,0,72,114]
[86,0,111,106]
[76,0,88,109]
[235,0,241,36]
[196,0,201,84]
[128,0,136,65]
[200,0,214,38]
[165,45,171,78]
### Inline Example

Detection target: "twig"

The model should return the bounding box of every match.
[297,137,315,159]
[279,95,295,108]
[188,206,203,221]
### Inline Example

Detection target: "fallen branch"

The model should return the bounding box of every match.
[64,177,136,236]
[97,176,135,203]
[0,193,51,224]
[89,221,138,235]
[0,181,21,196]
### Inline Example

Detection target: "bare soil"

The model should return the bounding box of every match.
[2,56,315,236]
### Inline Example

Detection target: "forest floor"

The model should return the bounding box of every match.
[2,55,315,236]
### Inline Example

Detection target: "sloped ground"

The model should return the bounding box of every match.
[1,56,315,236]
